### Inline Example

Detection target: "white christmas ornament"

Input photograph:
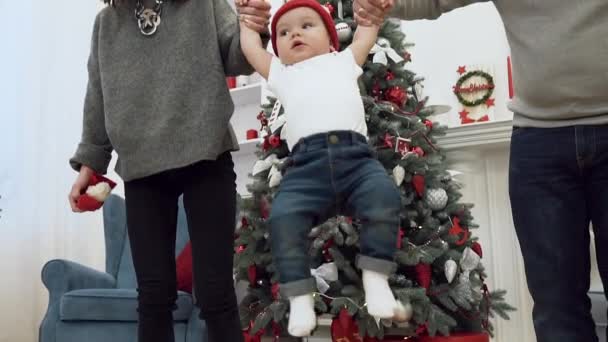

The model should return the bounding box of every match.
[335,22,352,42]
[414,82,424,99]
[369,37,404,66]
[424,188,448,211]
[393,301,413,322]
[444,259,457,283]
[268,165,282,187]
[251,154,278,176]
[86,182,112,202]
[392,165,405,186]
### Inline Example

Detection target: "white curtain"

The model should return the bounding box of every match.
[0,2,111,341]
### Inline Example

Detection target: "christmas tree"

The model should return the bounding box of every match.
[234,1,515,340]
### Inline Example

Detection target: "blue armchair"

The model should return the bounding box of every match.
[39,194,207,342]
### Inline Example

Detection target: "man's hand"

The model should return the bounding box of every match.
[353,0,394,26]
[236,0,271,33]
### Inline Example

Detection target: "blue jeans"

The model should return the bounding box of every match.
[269,131,401,297]
[509,124,608,342]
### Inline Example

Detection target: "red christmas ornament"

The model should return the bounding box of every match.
[269,135,281,147]
[236,245,246,254]
[385,72,395,81]
[412,174,425,197]
[322,239,335,262]
[247,265,257,286]
[413,147,425,157]
[331,309,361,342]
[385,86,407,108]
[424,120,433,130]
[471,242,483,258]
[449,217,470,246]
[418,332,490,342]
[485,98,495,107]
[262,136,271,151]
[75,173,118,212]
[271,321,281,342]
[260,197,270,219]
[241,217,249,228]
[243,321,264,342]
[457,66,467,75]
[271,282,280,300]
[415,263,432,290]
[396,228,406,249]
[324,3,335,15]
[371,82,382,99]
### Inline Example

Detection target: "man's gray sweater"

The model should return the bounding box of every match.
[391,0,608,128]
[70,0,256,181]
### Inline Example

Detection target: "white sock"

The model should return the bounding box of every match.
[362,269,397,319]
[288,293,316,337]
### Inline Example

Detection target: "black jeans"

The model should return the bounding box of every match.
[509,124,608,342]
[124,152,243,342]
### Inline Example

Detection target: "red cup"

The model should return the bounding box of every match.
[246,129,259,140]
[226,77,236,89]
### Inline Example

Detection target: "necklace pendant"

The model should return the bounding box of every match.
[138,8,161,36]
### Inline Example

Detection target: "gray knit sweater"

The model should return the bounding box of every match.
[70,0,258,181]
[391,0,608,128]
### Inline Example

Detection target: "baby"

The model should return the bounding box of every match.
[237,0,400,336]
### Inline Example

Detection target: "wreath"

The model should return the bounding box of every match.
[453,70,495,107]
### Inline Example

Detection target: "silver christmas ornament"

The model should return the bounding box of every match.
[335,22,352,42]
[424,188,448,211]
[444,259,457,283]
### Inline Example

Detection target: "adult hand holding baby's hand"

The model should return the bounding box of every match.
[353,0,394,26]
[236,0,271,33]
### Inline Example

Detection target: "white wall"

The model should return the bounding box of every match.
[0,2,106,342]
[398,2,513,126]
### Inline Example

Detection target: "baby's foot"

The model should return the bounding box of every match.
[288,293,316,336]
[362,269,397,318]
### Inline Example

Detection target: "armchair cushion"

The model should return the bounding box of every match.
[60,289,194,322]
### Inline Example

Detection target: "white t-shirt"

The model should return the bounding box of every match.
[267,48,367,150]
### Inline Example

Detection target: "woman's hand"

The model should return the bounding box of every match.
[68,165,94,213]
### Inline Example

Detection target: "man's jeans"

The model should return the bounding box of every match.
[269,131,400,298]
[509,124,608,342]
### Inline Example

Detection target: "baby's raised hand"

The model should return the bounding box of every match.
[236,0,271,33]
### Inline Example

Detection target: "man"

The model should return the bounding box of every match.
[352,0,608,341]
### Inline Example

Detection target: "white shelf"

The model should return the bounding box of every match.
[230,82,262,107]
[437,120,513,150]
[234,138,262,157]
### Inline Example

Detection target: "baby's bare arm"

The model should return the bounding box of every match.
[348,24,380,66]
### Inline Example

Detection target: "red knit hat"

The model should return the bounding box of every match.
[271,0,339,57]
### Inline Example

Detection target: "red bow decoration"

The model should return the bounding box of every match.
[75,174,117,212]
[449,217,470,246]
